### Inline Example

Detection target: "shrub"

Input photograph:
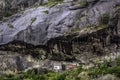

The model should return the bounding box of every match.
[79,1,88,6]
[107,66,120,77]
[98,13,110,25]
[4,11,13,17]
[116,55,120,66]
[8,23,14,28]
[53,73,66,80]
[71,27,80,33]
[30,17,37,25]
[43,10,49,14]
[77,64,83,73]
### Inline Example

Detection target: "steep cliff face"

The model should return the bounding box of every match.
[0,0,48,20]
[0,0,119,45]
[0,0,120,72]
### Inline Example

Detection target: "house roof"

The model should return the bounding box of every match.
[53,62,62,66]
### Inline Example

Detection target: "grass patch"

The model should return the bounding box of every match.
[116,55,120,66]
[30,17,37,25]
[34,0,63,7]
[8,23,14,28]
[79,1,88,6]
[43,10,49,14]
[94,24,108,29]
[45,0,63,7]
[87,24,108,30]
[71,27,80,33]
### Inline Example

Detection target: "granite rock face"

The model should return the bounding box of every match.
[0,0,119,46]
[0,0,120,72]
[0,0,48,20]
[0,0,39,10]
[0,51,35,73]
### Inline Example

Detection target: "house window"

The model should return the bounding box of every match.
[54,66,60,70]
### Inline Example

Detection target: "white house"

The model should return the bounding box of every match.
[53,62,62,72]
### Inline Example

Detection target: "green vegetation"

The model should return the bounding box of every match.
[8,23,14,28]
[48,0,63,4]
[87,63,120,77]
[45,0,63,7]
[114,4,120,9]
[63,27,80,36]
[4,11,13,17]
[87,24,108,30]
[30,17,37,25]
[94,24,108,29]
[34,0,63,7]
[45,1,58,7]
[114,6,120,9]
[98,13,110,25]
[43,10,49,14]
[71,27,80,33]
[116,55,120,66]
[63,32,68,37]
[0,56,120,80]
[79,1,88,6]
[0,10,17,21]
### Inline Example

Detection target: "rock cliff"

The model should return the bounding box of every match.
[0,0,120,73]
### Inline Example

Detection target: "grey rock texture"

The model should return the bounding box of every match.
[0,0,39,10]
[0,0,120,72]
[0,51,40,73]
[0,0,48,20]
[0,0,119,46]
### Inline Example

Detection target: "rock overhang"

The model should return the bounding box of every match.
[0,0,119,46]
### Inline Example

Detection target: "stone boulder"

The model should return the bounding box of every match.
[97,74,120,80]
[0,55,32,72]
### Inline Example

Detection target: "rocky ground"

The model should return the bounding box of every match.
[0,0,120,79]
